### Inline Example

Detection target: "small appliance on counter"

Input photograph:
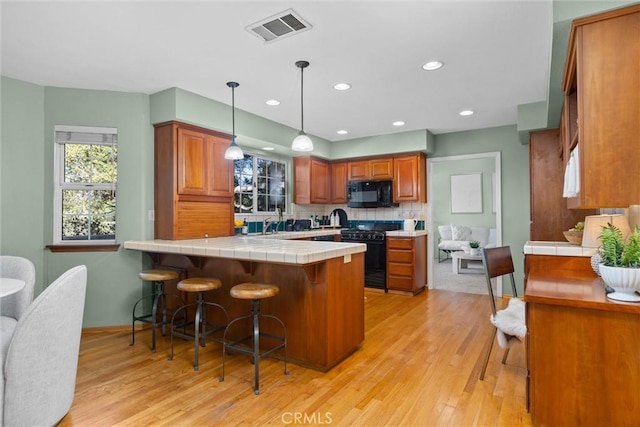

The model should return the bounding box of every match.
[331,208,348,228]
[293,219,312,231]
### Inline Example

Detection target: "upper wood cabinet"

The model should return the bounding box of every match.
[330,161,348,204]
[293,156,331,204]
[393,153,426,203]
[529,129,596,241]
[347,158,393,181]
[154,121,234,240]
[176,127,233,198]
[562,4,640,208]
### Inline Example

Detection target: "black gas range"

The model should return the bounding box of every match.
[340,223,400,292]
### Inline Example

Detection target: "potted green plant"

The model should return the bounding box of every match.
[469,240,481,256]
[598,223,640,302]
[563,221,585,245]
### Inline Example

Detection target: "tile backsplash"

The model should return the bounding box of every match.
[234,202,428,233]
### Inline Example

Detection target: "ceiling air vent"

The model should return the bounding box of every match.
[246,9,312,43]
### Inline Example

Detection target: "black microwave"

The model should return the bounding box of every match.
[347,180,398,208]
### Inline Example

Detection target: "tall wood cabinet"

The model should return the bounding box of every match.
[293,156,331,204]
[330,161,347,204]
[529,129,595,241]
[154,121,234,240]
[386,235,426,294]
[393,153,426,203]
[562,4,640,209]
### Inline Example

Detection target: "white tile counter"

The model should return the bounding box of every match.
[124,235,365,265]
[524,241,598,257]
[386,230,428,238]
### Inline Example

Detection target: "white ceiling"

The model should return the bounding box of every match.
[1,0,553,142]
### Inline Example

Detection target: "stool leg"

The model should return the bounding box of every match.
[150,281,164,353]
[193,297,202,371]
[252,299,260,395]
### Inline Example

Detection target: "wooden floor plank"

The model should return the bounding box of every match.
[58,289,533,426]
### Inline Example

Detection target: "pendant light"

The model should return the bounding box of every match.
[292,60,314,152]
[224,81,244,160]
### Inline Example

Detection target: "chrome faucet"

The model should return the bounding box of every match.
[262,217,272,234]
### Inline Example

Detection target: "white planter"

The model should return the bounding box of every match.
[599,264,640,302]
[469,248,480,256]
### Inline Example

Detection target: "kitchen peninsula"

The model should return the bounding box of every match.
[124,233,366,372]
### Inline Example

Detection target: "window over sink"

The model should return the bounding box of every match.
[234,153,286,214]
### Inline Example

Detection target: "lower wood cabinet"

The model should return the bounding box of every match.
[387,235,427,294]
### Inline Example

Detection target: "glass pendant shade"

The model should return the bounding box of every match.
[292,60,314,152]
[225,137,244,160]
[224,81,244,160]
[292,131,314,152]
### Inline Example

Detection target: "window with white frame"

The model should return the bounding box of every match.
[53,125,118,244]
[234,153,286,213]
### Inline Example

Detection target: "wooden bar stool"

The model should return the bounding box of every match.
[168,277,229,371]
[219,283,288,395]
[130,269,181,353]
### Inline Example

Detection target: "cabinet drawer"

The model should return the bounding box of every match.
[387,262,414,277]
[388,250,413,263]
[387,238,413,250]
[387,275,414,291]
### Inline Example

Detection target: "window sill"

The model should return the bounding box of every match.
[46,244,120,253]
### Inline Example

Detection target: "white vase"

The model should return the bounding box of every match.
[470,248,479,256]
[599,264,640,302]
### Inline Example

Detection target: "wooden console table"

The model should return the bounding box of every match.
[525,259,640,426]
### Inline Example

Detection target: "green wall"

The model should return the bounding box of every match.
[431,126,530,291]
[1,77,46,284]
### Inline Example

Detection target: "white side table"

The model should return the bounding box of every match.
[451,252,483,274]
[0,278,25,298]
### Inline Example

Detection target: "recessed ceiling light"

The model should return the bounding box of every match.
[422,61,444,71]
[337,130,348,135]
[263,147,275,151]
[459,110,474,116]
[334,83,351,91]
[266,99,280,106]
[393,121,405,127]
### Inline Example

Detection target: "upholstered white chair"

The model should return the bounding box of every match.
[1,265,87,427]
[478,246,526,381]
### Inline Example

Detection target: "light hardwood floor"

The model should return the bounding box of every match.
[59,289,532,426]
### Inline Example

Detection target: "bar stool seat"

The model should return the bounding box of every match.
[168,277,228,371]
[131,269,182,353]
[220,282,288,395]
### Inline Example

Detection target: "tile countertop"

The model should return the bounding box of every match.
[524,241,598,257]
[124,234,366,265]
[387,230,428,237]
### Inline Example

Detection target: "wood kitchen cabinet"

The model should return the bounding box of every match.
[293,156,331,204]
[562,4,640,209]
[154,121,234,240]
[525,254,640,426]
[386,235,426,294]
[529,129,595,241]
[393,153,426,203]
[347,157,393,181]
[330,161,347,204]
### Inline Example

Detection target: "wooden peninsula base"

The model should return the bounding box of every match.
[146,251,365,372]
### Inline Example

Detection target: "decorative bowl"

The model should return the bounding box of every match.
[563,230,583,245]
[599,264,640,302]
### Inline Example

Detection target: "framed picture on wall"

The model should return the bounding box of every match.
[450,173,482,213]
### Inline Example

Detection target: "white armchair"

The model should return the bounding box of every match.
[1,265,87,427]
[0,256,36,363]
